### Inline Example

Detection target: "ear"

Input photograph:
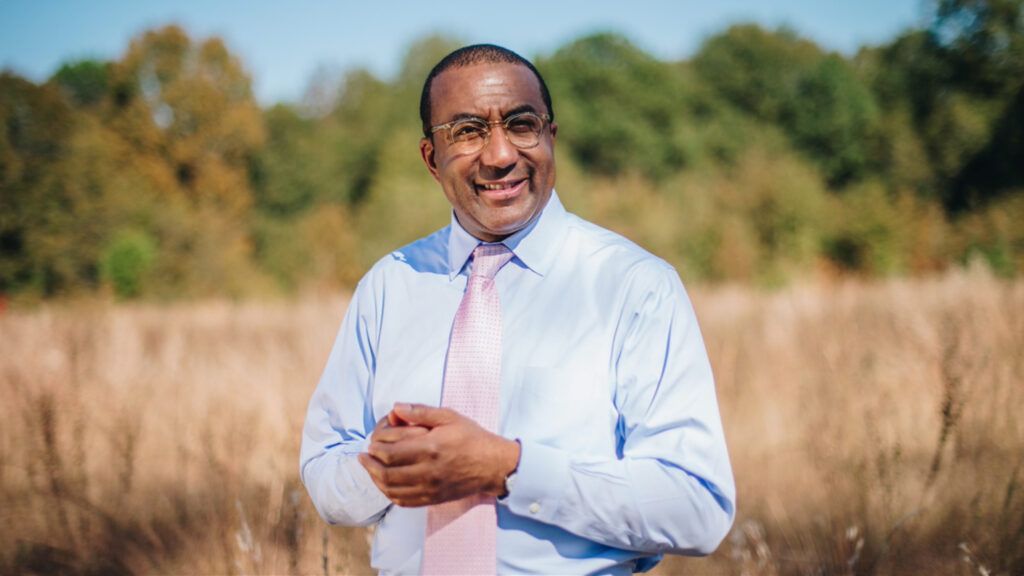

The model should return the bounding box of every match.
[549,121,558,141]
[419,137,441,183]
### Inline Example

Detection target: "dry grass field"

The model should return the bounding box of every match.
[1,267,1021,575]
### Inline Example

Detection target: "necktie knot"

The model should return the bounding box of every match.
[470,244,513,280]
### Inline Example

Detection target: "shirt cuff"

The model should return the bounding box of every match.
[501,439,571,524]
[341,436,370,454]
[337,437,392,516]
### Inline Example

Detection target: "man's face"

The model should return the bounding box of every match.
[420,63,557,242]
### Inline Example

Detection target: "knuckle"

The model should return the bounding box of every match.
[425,441,440,459]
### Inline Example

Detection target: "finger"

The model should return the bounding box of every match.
[361,453,437,489]
[371,424,430,444]
[392,495,433,508]
[382,486,442,508]
[388,409,411,427]
[384,480,476,507]
[366,434,430,467]
[392,403,459,428]
[359,455,426,505]
[371,416,397,437]
[380,486,439,508]
[358,453,388,490]
[368,434,438,466]
[364,461,437,489]
[361,456,437,504]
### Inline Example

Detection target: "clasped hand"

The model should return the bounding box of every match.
[357,403,520,508]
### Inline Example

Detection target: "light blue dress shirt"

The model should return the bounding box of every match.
[300,191,736,575]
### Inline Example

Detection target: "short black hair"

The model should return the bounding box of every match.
[419,44,554,137]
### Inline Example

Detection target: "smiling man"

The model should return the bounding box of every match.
[300,44,735,575]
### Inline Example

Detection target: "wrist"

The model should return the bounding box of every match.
[492,438,521,497]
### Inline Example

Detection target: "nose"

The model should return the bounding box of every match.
[478,124,519,171]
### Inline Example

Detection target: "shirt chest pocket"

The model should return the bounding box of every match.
[504,366,618,455]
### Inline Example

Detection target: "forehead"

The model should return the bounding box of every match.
[429,62,544,121]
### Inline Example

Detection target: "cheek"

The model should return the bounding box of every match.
[438,158,472,185]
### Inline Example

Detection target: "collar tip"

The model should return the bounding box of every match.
[519,261,546,277]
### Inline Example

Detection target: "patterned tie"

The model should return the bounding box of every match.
[421,244,513,576]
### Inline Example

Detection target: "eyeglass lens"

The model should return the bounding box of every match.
[448,114,545,152]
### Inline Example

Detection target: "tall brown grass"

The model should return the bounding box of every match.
[1,267,1021,575]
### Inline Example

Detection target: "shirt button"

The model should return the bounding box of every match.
[529,502,541,514]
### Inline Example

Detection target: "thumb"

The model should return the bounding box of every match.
[392,403,458,428]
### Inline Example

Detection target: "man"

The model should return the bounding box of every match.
[300,44,735,575]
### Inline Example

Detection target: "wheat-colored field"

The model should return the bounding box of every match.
[1,268,1021,575]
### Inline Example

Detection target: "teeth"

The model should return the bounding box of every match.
[479,182,517,190]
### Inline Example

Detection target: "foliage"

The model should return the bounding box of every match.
[250,104,321,217]
[0,73,76,295]
[787,55,880,187]
[540,33,691,180]
[100,229,156,298]
[51,59,109,107]
[693,24,823,122]
[693,25,883,187]
[1,3,1023,301]
[931,0,1024,94]
[824,182,907,275]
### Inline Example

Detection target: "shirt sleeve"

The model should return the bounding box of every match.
[503,260,736,556]
[299,275,391,526]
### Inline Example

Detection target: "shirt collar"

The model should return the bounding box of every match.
[447,189,568,280]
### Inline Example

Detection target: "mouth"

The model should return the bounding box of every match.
[475,178,527,201]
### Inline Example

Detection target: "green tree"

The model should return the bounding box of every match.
[540,33,691,180]
[693,25,823,122]
[787,55,880,187]
[929,0,1024,210]
[857,34,942,195]
[250,104,320,217]
[0,73,75,295]
[327,68,400,205]
[100,229,156,298]
[931,0,1024,95]
[953,84,1024,208]
[695,25,881,188]
[51,59,110,107]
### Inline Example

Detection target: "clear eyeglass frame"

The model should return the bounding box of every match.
[429,111,551,154]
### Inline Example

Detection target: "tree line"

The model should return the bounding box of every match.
[2,0,1022,300]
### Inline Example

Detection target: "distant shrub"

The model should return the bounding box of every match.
[825,183,905,275]
[955,192,1024,277]
[100,230,156,298]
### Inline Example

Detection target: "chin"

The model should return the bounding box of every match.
[470,218,520,240]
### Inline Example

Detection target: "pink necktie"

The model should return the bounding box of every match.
[421,244,513,576]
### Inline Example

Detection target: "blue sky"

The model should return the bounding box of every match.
[0,0,926,105]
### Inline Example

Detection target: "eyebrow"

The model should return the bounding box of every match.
[502,104,539,118]
[443,104,540,124]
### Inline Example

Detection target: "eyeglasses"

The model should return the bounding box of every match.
[429,111,551,155]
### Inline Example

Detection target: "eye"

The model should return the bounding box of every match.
[506,114,542,134]
[450,120,487,142]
